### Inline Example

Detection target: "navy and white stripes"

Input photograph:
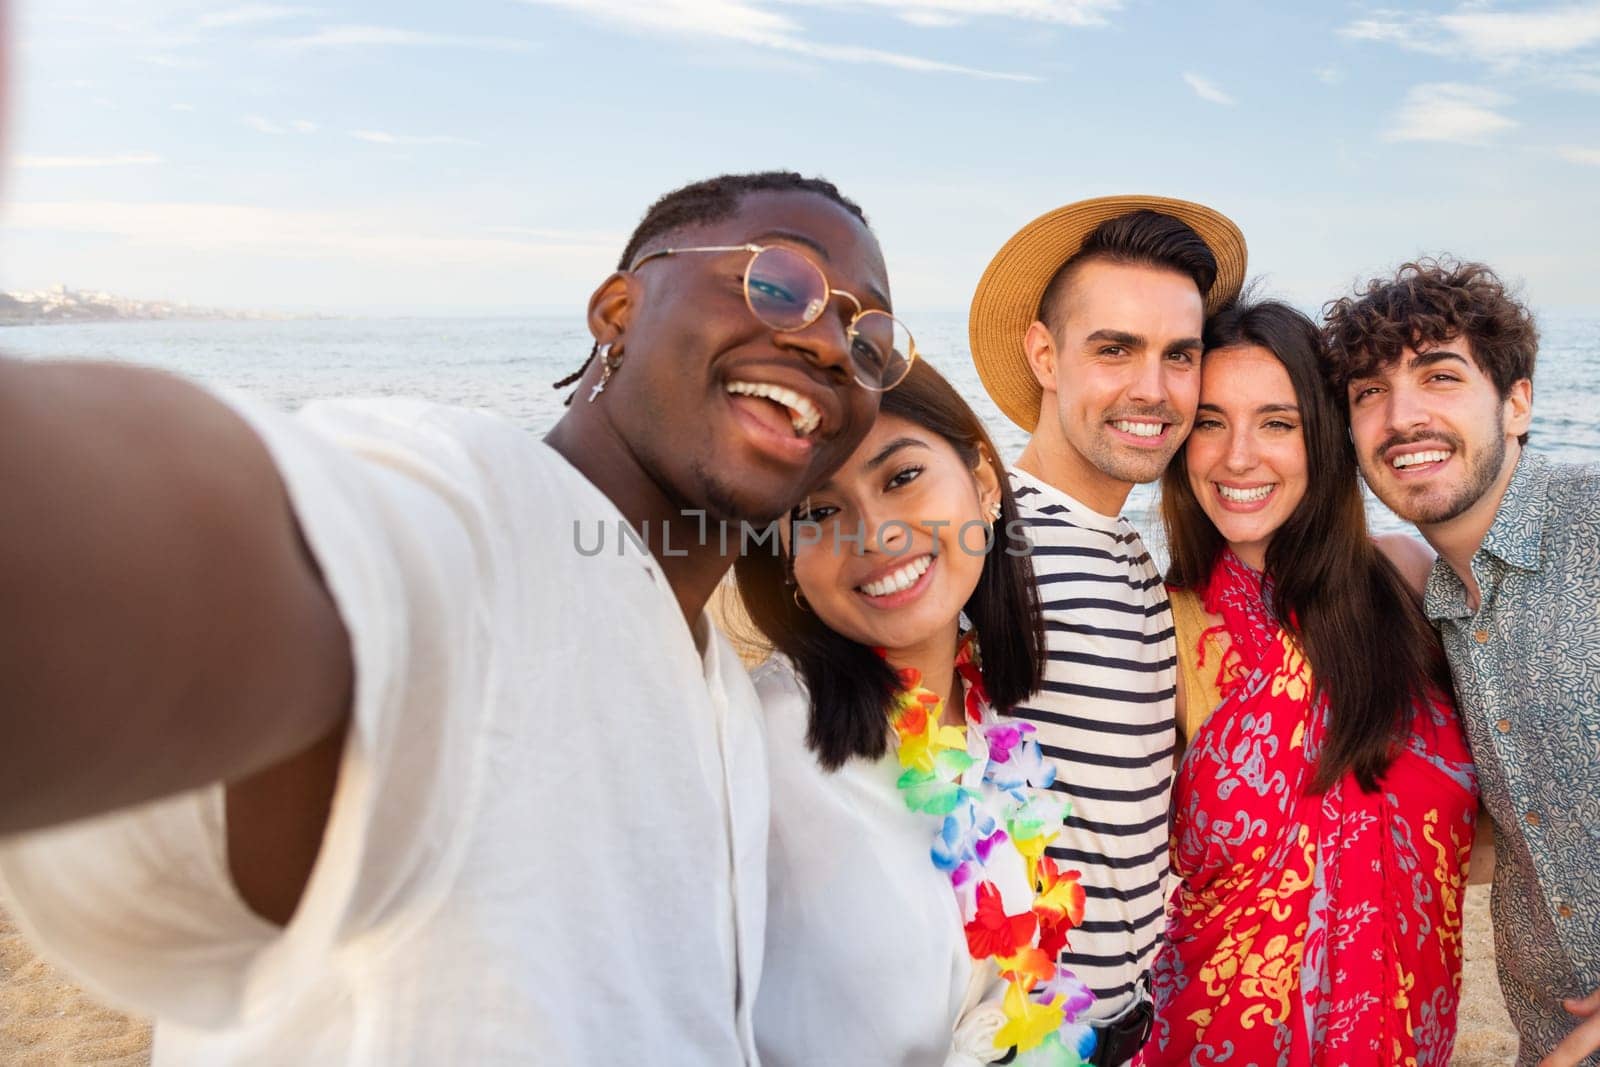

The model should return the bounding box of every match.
[1009,468,1177,1016]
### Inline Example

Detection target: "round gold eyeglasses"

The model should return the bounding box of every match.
[629,243,916,392]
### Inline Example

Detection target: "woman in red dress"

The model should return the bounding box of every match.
[1137,300,1478,1065]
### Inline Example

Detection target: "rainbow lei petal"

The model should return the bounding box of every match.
[882,637,1096,1058]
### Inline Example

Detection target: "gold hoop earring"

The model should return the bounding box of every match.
[792,586,810,613]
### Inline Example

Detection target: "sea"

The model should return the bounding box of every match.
[6,310,1598,562]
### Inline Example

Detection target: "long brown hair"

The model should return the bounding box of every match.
[735,358,1045,770]
[1162,300,1452,792]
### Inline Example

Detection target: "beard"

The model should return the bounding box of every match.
[1371,427,1507,526]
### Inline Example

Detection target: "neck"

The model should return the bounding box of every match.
[1015,423,1132,516]
[883,623,963,725]
[545,414,735,625]
[1419,440,1522,613]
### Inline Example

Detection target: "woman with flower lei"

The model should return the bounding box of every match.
[734,360,1098,1066]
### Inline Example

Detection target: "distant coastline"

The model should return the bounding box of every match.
[0,285,315,326]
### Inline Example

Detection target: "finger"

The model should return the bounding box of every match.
[1566,988,1600,1018]
[1539,1010,1600,1067]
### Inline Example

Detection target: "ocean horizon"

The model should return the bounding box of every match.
[6,310,1597,561]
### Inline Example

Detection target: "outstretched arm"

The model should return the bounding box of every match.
[0,357,352,850]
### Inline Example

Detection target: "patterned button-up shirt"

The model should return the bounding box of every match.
[1424,451,1600,1065]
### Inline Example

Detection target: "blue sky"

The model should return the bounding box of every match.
[7,0,1600,315]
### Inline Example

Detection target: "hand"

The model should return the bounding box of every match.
[1539,988,1600,1066]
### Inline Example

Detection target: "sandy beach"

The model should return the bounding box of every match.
[1,884,1519,1065]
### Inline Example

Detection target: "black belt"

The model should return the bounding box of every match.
[1085,983,1154,1067]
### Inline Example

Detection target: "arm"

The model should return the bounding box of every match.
[1467,808,1495,885]
[1375,532,1436,597]
[0,358,352,915]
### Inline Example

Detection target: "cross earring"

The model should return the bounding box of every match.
[588,343,621,403]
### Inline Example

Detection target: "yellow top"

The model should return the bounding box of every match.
[1168,586,1232,744]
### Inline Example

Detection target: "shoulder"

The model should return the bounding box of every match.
[296,397,588,498]
[1544,459,1600,516]
[750,656,817,755]
[1375,532,1436,596]
[751,655,810,719]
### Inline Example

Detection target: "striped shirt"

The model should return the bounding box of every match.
[1008,468,1177,1020]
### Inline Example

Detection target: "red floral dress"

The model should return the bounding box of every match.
[1137,552,1478,1066]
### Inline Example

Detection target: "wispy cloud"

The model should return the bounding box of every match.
[1182,72,1234,104]
[272,25,535,51]
[350,129,480,146]
[1383,83,1517,144]
[513,0,1058,81]
[6,201,620,266]
[244,116,318,134]
[198,5,321,30]
[792,0,1121,27]
[1557,145,1600,165]
[1315,65,1343,85]
[1342,3,1600,65]
[16,152,165,169]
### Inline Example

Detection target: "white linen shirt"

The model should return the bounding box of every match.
[753,659,1026,1067]
[0,396,768,1065]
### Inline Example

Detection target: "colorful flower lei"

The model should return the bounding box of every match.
[885,636,1098,1066]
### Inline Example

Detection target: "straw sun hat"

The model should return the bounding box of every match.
[968,195,1247,431]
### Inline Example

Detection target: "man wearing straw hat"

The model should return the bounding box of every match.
[968,197,1246,1066]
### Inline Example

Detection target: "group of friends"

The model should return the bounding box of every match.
[0,170,1596,1067]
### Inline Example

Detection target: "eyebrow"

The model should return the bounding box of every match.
[1084,328,1141,347]
[752,229,892,310]
[1407,349,1471,370]
[1198,402,1299,415]
[863,437,929,471]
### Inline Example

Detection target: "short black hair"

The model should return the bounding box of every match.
[554,171,870,401]
[1036,209,1218,333]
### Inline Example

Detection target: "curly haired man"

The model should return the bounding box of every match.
[1324,259,1600,1067]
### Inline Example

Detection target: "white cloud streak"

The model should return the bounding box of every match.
[1182,72,1234,104]
[791,0,1121,26]
[350,129,480,146]
[6,202,617,266]
[245,116,318,134]
[1383,83,1517,144]
[273,24,535,51]
[513,0,1059,80]
[16,152,165,169]
[198,5,321,29]
[1557,145,1600,165]
[1341,3,1600,63]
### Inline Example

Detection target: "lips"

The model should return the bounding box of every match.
[1390,448,1452,471]
[1111,418,1167,438]
[1216,483,1274,503]
[725,379,821,437]
[857,553,933,598]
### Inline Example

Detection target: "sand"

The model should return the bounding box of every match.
[0,884,1520,1065]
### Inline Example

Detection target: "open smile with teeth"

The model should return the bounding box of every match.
[1216,483,1274,503]
[858,554,932,598]
[1112,419,1166,438]
[726,380,821,437]
[1391,449,1451,470]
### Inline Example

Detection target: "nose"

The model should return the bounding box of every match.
[773,292,857,382]
[857,498,909,557]
[1126,352,1166,405]
[1223,426,1258,474]
[1384,379,1429,434]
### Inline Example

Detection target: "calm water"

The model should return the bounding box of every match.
[7,311,1598,561]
